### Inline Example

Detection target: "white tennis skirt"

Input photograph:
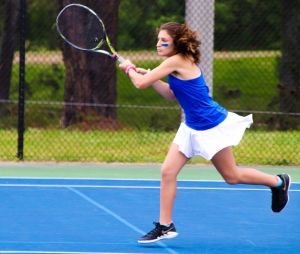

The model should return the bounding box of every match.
[173,112,253,160]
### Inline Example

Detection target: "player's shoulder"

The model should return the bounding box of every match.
[164,53,187,66]
[170,53,185,61]
[159,53,191,75]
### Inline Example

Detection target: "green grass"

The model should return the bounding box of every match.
[13,56,280,105]
[1,128,299,165]
[0,128,173,163]
[2,52,298,165]
[213,56,279,109]
[6,55,280,130]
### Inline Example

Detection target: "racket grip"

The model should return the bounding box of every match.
[116,55,126,63]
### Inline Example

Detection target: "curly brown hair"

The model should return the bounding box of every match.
[158,22,201,64]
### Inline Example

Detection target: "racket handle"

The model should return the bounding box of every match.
[116,55,126,63]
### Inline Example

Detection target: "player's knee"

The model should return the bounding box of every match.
[161,166,176,180]
[223,174,240,185]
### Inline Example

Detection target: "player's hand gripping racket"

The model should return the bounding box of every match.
[56,4,125,63]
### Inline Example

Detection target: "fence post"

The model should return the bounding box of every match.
[17,0,26,160]
[185,0,215,95]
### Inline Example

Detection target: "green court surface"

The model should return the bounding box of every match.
[0,163,299,181]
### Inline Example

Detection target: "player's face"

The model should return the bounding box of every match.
[156,30,176,57]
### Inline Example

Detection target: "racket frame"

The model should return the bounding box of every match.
[56,4,125,63]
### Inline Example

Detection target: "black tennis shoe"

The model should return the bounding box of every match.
[138,222,178,243]
[271,174,291,213]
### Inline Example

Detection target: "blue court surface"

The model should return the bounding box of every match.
[0,177,299,254]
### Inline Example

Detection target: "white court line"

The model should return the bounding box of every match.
[0,252,155,254]
[1,177,299,184]
[0,184,300,191]
[0,177,225,182]
[67,187,178,254]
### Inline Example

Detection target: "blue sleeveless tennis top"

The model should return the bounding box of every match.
[168,71,228,130]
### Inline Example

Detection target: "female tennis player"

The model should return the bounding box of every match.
[119,22,291,244]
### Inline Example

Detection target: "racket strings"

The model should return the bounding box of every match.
[57,5,105,50]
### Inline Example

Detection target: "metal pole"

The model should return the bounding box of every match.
[185,0,215,95]
[17,0,26,160]
[183,0,215,122]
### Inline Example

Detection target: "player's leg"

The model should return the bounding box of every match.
[159,143,189,223]
[211,146,291,212]
[211,146,278,186]
[138,143,189,243]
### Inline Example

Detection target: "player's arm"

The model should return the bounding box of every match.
[150,79,176,101]
[120,56,178,101]
[133,67,175,101]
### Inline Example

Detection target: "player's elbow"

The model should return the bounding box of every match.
[166,91,176,101]
[135,84,145,90]
[134,81,148,90]
[168,96,176,102]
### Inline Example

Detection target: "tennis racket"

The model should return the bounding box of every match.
[56,3,125,63]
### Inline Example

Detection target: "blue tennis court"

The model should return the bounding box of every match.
[0,176,299,254]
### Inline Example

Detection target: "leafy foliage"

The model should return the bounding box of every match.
[0,0,291,51]
[117,0,185,50]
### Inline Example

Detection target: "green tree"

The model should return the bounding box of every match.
[277,0,300,129]
[118,0,185,50]
[58,0,120,128]
[24,0,58,51]
[0,0,20,116]
[214,0,281,50]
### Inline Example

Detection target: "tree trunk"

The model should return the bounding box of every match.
[59,0,92,127]
[0,0,20,115]
[278,0,300,129]
[88,0,120,119]
[59,0,120,128]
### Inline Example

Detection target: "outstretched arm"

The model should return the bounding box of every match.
[119,58,177,101]
[135,67,175,101]
[148,77,176,102]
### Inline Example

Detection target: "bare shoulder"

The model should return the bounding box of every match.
[168,54,186,64]
[155,54,182,74]
[160,54,189,70]
[167,54,199,80]
[155,54,197,79]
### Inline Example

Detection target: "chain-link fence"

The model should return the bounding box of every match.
[0,0,299,165]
